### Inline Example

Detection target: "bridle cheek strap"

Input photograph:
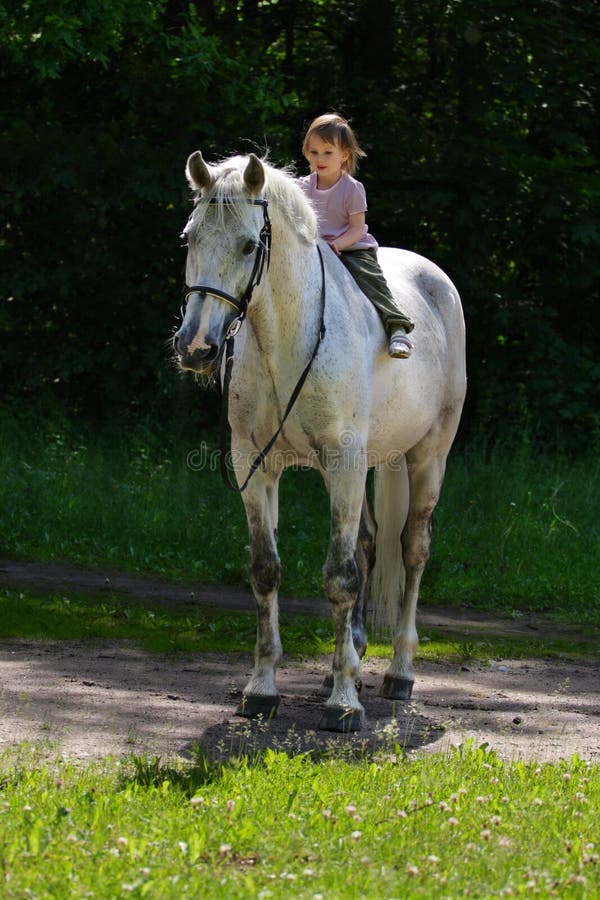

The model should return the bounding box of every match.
[183,197,271,333]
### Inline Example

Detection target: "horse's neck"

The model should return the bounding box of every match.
[248,241,322,359]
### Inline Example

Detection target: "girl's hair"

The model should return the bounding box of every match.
[302,113,366,176]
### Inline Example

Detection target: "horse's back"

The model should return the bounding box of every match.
[367,247,466,455]
[378,247,464,337]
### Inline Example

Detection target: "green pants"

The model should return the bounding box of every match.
[340,248,414,335]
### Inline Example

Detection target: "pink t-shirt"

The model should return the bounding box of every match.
[298,172,378,251]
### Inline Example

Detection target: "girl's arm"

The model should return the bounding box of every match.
[329,212,365,254]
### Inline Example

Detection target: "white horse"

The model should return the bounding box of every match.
[174,152,466,732]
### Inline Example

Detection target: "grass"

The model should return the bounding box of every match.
[0,742,598,898]
[0,404,598,623]
[1,587,597,662]
[0,588,332,656]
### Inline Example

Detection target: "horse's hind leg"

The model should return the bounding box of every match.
[237,469,283,719]
[380,452,448,702]
[319,494,376,698]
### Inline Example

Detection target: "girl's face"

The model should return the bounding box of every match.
[305,134,349,187]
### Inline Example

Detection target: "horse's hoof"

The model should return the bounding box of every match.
[236,694,280,719]
[318,675,362,698]
[379,675,414,701]
[318,706,364,733]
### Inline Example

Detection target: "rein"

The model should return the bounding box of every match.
[220,244,326,493]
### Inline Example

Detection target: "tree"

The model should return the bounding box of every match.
[1,0,597,442]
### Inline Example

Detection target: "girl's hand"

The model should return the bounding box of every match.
[329,241,341,255]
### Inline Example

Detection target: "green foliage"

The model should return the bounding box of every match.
[0,1,598,439]
[0,745,598,896]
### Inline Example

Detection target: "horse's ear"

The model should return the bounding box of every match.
[243,153,265,194]
[186,151,212,191]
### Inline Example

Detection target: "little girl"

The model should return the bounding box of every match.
[298,113,414,358]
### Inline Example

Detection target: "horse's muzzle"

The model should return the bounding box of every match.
[173,334,220,374]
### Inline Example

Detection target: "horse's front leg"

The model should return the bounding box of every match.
[236,467,283,719]
[319,462,368,733]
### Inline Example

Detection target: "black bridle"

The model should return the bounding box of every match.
[183,198,272,339]
[182,196,326,493]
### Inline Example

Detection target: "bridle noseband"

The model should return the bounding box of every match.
[181,194,326,494]
[183,198,272,338]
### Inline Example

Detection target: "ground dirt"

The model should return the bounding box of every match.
[1,559,598,764]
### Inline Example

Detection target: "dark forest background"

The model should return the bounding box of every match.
[1,0,598,446]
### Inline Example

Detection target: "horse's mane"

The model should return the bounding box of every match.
[188,155,318,245]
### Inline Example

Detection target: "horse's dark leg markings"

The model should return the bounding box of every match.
[237,477,283,718]
[319,467,367,732]
[319,494,376,698]
[353,495,377,656]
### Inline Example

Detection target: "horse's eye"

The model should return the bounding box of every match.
[242,239,257,256]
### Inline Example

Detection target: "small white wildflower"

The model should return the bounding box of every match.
[351,830,362,841]
[345,804,357,815]
[406,865,419,877]
[219,844,232,856]
[448,817,459,827]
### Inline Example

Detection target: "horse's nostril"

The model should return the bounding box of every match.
[173,332,181,353]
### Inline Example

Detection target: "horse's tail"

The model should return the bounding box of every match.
[369,461,409,637]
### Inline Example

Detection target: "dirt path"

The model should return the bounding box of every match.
[1,559,599,763]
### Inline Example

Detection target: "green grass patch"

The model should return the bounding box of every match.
[0,588,333,656]
[0,743,598,897]
[2,588,597,662]
[0,406,598,622]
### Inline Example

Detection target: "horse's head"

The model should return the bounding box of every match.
[174,151,270,375]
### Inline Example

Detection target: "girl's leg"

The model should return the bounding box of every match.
[339,250,414,356]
